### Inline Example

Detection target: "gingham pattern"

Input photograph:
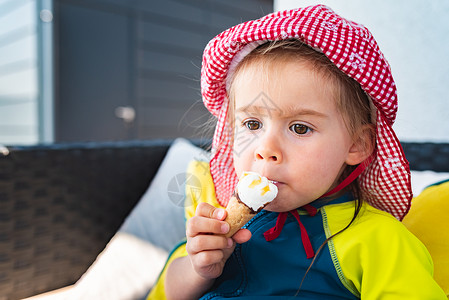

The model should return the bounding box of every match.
[201,5,412,220]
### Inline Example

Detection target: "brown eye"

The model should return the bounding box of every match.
[290,124,310,135]
[245,120,261,130]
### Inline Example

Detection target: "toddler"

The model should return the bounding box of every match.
[149,5,446,299]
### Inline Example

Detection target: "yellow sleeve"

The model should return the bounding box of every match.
[184,160,224,220]
[147,161,222,300]
[324,202,447,299]
[146,240,188,299]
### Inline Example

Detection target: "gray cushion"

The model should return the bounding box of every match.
[119,138,209,251]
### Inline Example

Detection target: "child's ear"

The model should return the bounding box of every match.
[346,125,375,166]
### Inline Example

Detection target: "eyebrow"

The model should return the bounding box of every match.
[235,104,328,119]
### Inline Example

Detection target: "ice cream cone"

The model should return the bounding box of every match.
[222,172,278,238]
[223,195,256,238]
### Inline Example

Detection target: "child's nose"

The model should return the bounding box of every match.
[255,135,282,163]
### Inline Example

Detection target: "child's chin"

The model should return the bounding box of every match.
[263,201,291,213]
[264,195,316,212]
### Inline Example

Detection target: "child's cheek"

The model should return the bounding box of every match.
[233,148,251,177]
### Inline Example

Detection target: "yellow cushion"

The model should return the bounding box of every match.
[402,180,449,297]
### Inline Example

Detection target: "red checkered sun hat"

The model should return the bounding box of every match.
[201,5,412,220]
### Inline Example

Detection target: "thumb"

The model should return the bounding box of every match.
[232,229,252,244]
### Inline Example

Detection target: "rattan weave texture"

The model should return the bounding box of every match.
[0,140,170,300]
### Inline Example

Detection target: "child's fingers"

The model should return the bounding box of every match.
[195,202,227,221]
[187,234,233,255]
[232,229,252,244]
[191,250,227,279]
[186,215,230,237]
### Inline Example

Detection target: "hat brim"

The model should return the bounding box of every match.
[361,111,412,220]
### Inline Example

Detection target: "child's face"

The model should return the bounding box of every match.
[232,60,356,212]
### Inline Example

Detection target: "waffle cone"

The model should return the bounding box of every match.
[223,196,256,238]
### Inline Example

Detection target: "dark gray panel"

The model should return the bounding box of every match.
[137,77,199,102]
[56,3,132,141]
[138,22,206,52]
[54,0,273,142]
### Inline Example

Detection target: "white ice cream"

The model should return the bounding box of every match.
[237,172,278,211]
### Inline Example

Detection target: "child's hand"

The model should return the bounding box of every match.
[186,202,251,280]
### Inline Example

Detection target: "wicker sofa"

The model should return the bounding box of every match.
[0,139,448,300]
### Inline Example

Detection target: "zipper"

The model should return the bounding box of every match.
[243,209,269,230]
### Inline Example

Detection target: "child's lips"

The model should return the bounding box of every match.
[269,179,283,188]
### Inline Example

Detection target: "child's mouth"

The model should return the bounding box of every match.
[269,180,282,188]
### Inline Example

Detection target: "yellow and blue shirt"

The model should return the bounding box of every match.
[148,161,446,299]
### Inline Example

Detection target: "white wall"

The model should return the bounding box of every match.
[0,0,39,144]
[275,0,449,143]
[0,0,53,145]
